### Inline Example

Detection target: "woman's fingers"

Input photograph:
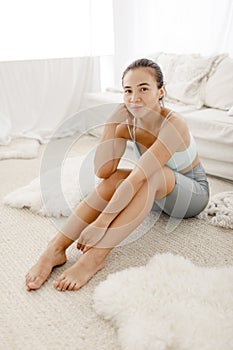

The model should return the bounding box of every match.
[83,246,91,253]
[77,241,85,251]
[77,241,92,253]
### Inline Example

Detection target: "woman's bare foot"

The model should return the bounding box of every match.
[53,248,109,291]
[25,234,73,291]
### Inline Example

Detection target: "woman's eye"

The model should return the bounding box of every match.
[124,89,132,94]
[141,87,148,92]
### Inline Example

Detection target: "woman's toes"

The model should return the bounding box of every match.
[25,250,67,292]
[52,279,60,289]
[61,279,71,291]
[67,281,76,291]
[26,274,35,285]
[26,276,36,290]
[73,283,81,291]
[53,276,65,290]
[27,276,43,290]
[25,274,33,285]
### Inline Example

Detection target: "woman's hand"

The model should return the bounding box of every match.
[107,103,133,124]
[76,223,107,253]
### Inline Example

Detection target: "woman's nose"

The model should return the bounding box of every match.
[129,92,141,102]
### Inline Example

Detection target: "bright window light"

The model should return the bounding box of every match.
[0,0,114,61]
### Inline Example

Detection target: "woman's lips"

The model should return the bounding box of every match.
[129,105,144,110]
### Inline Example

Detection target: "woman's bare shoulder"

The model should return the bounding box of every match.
[157,110,190,148]
[162,110,189,133]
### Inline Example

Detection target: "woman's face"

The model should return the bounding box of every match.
[122,67,164,118]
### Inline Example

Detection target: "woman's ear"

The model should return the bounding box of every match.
[159,86,166,100]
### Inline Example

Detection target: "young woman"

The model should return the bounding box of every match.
[26,58,209,292]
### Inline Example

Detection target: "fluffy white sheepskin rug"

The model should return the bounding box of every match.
[3,155,98,217]
[93,253,233,350]
[0,138,40,159]
[3,155,133,218]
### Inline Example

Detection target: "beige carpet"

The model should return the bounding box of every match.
[0,135,233,350]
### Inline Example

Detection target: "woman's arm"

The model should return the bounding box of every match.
[126,116,187,189]
[94,116,187,218]
[77,115,187,251]
[94,104,130,178]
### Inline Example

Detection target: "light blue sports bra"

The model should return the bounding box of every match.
[127,111,197,172]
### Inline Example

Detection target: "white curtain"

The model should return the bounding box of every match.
[0,0,114,144]
[113,0,233,87]
[0,57,100,144]
[1,0,233,144]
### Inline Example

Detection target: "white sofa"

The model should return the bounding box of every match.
[80,53,233,181]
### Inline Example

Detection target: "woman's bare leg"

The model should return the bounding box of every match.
[25,169,131,291]
[53,167,175,291]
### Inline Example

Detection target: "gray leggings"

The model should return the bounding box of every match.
[152,163,210,218]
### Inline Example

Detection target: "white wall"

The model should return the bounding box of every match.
[0,0,114,61]
[112,0,233,87]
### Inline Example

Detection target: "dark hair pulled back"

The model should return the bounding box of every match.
[122,58,164,89]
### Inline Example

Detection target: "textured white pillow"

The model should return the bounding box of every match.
[205,56,233,110]
[155,53,223,108]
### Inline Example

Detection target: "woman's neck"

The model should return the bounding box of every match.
[136,106,164,133]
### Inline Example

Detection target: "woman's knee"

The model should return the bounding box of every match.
[97,169,131,199]
[148,166,176,200]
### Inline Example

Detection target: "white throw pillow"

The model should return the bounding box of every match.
[205,56,233,110]
[154,53,224,108]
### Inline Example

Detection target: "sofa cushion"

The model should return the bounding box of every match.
[204,56,233,110]
[181,107,233,177]
[193,138,232,164]
[79,94,123,137]
[80,91,123,109]
[199,158,233,180]
[152,53,224,108]
[182,107,233,145]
